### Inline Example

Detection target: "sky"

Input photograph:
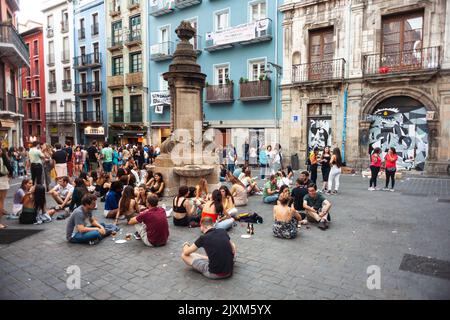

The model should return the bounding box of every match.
[17,0,45,25]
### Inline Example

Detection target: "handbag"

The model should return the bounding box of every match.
[50,167,57,180]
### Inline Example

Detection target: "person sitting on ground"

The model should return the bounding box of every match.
[69,178,89,212]
[219,186,238,217]
[12,178,32,218]
[276,171,291,189]
[116,185,139,223]
[277,185,292,206]
[136,184,148,212]
[95,173,111,200]
[128,194,169,247]
[228,173,248,207]
[144,169,154,188]
[291,171,312,225]
[195,178,210,206]
[66,194,105,245]
[79,172,95,193]
[286,166,294,180]
[181,217,236,279]
[233,165,244,179]
[116,168,128,179]
[240,168,262,195]
[303,183,332,230]
[187,186,202,216]
[263,175,280,204]
[104,181,123,220]
[219,164,227,182]
[49,176,74,210]
[130,165,141,186]
[20,184,55,224]
[173,185,200,227]
[148,173,165,198]
[273,195,303,239]
[202,190,234,230]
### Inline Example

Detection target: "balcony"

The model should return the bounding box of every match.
[48,81,57,93]
[33,67,39,76]
[292,58,346,84]
[240,79,271,102]
[7,93,17,113]
[6,0,20,12]
[150,1,174,17]
[23,89,40,100]
[109,112,142,123]
[73,53,102,69]
[47,54,55,66]
[205,83,234,104]
[205,18,272,52]
[46,28,54,38]
[0,23,30,68]
[150,41,174,61]
[175,0,202,10]
[107,37,123,51]
[125,30,142,47]
[75,81,102,96]
[107,75,124,89]
[24,109,41,121]
[62,79,72,91]
[91,23,99,36]
[61,21,69,33]
[76,111,102,123]
[78,28,86,40]
[128,0,140,11]
[46,112,74,123]
[126,72,143,87]
[61,50,70,63]
[109,3,121,17]
[363,46,441,82]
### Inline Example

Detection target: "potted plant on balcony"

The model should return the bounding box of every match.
[225,79,233,85]
[205,82,209,87]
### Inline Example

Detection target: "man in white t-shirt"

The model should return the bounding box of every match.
[49,176,74,209]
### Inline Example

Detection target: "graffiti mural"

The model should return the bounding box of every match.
[368,106,428,171]
[308,119,332,151]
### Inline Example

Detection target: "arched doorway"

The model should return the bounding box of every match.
[368,96,429,171]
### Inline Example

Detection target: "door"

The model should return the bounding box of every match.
[93,43,99,63]
[93,70,100,92]
[187,18,198,50]
[81,100,88,121]
[159,27,169,55]
[309,28,334,80]
[307,103,332,153]
[80,73,87,93]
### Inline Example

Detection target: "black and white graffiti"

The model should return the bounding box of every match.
[368,106,428,170]
[308,119,332,151]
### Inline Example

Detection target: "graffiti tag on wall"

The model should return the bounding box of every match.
[308,119,332,151]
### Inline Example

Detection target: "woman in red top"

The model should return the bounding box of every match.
[369,147,382,191]
[384,147,398,191]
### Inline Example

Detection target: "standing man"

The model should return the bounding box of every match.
[243,139,250,168]
[101,143,113,179]
[64,141,74,177]
[52,143,68,179]
[226,144,237,173]
[87,141,99,173]
[27,141,45,185]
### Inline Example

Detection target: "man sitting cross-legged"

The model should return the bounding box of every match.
[303,183,332,230]
[128,194,169,247]
[263,175,279,204]
[49,176,74,210]
[181,217,236,279]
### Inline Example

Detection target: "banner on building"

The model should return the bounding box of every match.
[210,22,256,46]
[150,91,171,106]
[150,0,174,9]
[155,105,164,114]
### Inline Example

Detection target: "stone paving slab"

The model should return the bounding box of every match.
[0,173,450,300]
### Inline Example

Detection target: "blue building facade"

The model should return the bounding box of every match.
[148,0,283,162]
[73,0,107,145]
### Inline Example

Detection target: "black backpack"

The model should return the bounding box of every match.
[236,212,263,224]
[19,209,37,224]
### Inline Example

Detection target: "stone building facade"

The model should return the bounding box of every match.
[279,0,450,174]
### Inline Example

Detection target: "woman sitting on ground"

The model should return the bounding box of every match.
[201,190,234,230]
[148,173,165,198]
[219,185,238,217]
[117,168,128,179]
[20,185,55,224]
[286,166,294,180]
[12,178,33,217]
[79,172,95,193]
[144,169,154,189]
[70,178,89,211]
[240,168,262,195]
[277,171,292,189]
[116,185,139,223]
[195,178,210,207]
[136,184,148,212]
[173,185,199,227]
[228,173,248,207]
[104,181,123,220]
[273,196,302,239]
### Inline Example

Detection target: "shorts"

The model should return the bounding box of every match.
[192,258,232,279]
[90,162,99,171]
[0,176,9,190]
[103,162,113,173]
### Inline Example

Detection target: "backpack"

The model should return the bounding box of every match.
[19,209,37,224]
[235,212,263,224]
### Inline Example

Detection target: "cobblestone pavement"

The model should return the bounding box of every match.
[1,172,450,300]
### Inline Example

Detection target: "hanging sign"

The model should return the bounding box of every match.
[150,91,171,106]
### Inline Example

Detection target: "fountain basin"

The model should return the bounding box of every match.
[173,165,214,178]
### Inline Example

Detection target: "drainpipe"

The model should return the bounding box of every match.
[341,84,348,163]
[274,0,279,145]
[341,0,352,164]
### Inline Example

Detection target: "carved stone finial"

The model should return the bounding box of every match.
[176,21,196,42]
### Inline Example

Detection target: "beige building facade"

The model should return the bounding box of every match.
[279,0,450,174]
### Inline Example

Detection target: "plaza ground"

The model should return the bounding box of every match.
[0,172,450,300]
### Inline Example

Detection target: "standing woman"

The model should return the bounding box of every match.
[112,146,120,177]
[42,144,54,191]
[369,147,382,191]
[266,145,274,175]
[328,147,343,195]
[320,146,331,192]
[0,148,13,229]
[309,147,319,184]
[259,144,268,180]
[383,147,398,192]
[74,146,83,177]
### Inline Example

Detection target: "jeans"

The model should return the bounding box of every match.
[69,230,102,244]
[31,163,43,185]
[227,163,235,173]
[329,166,341,191]
[260,163,268,179]
[263,194,279,204]
[385,169,396,189]
[310,164,318,184]
[12,160,18,178]
[370,165,381,188]
[215,218,234,230]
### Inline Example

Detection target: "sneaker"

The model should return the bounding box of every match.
[318,219,327,230]
[368,187,375,191]
[332,190,338,195]
[382,187,389,191]
[6,214,19,220]
[118,215,126,220]
[255,191,263,196]
[89,239,101,246]
[133,232,141,240]
[390,189,395,192]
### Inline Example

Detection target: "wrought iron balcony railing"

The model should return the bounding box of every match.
[91,23,99,36]
[48,81,57,93]
[109,112,143,123]
[73,52,102,69]
[75,81,102,96]
[0,23,30,67]
[46,112,75,123]
[150,41,174,61]
[76,111,103,123]
[62,79,72,91]
[292,58,346,83]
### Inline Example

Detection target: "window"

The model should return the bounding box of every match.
[33,40,38,56]
[36,103,40,117]
[112,21,122,45]
[28,125,33,136]
[63,37,69,61]
[308,28,334,80]
[113,97,124,121]
[79,18,85,39]
[308,103,332,117]
[159,74,168,91]
[215,64,230,85]
[112,56,123,75]
[249,59,266,81]
[34,60,39,75]
[80,18,85,30]
[64,100,72,113]
[92,13,99,35]
[63,67,71,81]
[48,41,54,56]
[159,26,170,53]
[62,10,68,25]
[35,80,39,94]
[27,103,32,117]
[215,9,229,31]
[130,95,142,122]
[187,18,198,49]
[250,1,267,22]
[93,43,99,62]
[47,15,53,29]
[49,70,56,83]
[37,125,41,136]
[94,99,101,120]
[130,52,142,73]
[130,15,141,40]
[50,101,57,113]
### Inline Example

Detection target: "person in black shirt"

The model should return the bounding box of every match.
[181,217,236,279]
[64,141,74,177]
[87,141,99,172]
[290,171,312,223]
[52,143,68,179]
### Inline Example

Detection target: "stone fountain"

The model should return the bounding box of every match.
[151,21,220,196]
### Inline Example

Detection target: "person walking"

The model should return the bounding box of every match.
[383,147,398,192]
[309,147,319,185]
[369,147,382,191]
[328,148,343,195]
[0,148,13,229]
[28,141,45,185]
[320,146,331,192]
[87,140,100,173]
